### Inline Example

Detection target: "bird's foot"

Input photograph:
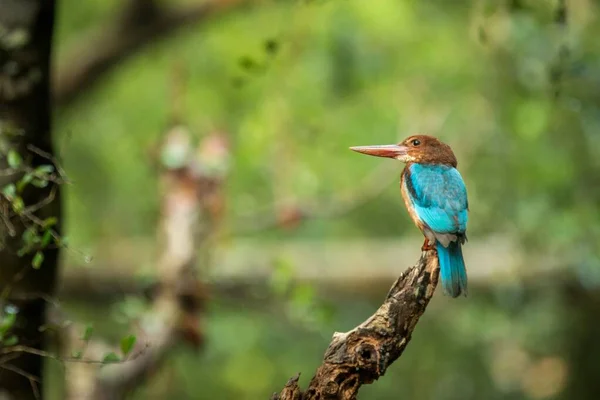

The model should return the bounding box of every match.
[421,239,435,252]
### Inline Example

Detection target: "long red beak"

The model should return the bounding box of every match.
[349,144,408,159]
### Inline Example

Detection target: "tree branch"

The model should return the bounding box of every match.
[86,128,227,399]
[56,125,228,399]
[272,250,439,400]
[53,0,249,107]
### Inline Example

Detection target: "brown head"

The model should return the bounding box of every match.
[349,135,457,167]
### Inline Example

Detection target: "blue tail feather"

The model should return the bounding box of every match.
[435,241,467,298]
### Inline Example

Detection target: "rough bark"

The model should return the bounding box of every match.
[0,0,60,399]
[272,250,439,400]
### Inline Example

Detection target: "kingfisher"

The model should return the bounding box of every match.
[350,135,468,298]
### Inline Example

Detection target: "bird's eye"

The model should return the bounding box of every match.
[411,139,421,146]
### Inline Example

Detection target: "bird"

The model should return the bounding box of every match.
[349,135,469,298]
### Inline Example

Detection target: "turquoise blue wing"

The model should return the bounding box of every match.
[405,164,468,234]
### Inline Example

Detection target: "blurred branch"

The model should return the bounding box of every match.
[89,128,227,399]
[58,315,113,400]
[59,126,229,399]
[272,250,439,400]
[53,0,250,107]
[58,235,533,301]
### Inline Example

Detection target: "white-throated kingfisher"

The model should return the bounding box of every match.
[350,135,469,298]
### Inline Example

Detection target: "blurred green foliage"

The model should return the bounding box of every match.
[55,0,600,264]
[49,0,600,399]
[56,282,582,400]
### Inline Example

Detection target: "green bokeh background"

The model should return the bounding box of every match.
[48,0,600,399]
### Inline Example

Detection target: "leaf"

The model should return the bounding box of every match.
[22,226,37,241]
[71,350,83,360]
[31,251,44,269]
[16,173,33,192]
[33,164,54,176]
[40,229,53,247]
[31,178,48,188]
[102,352,121,363]
[42,217,58,228]
[120,334,137,356]
[7,150,22,169]
[11,196,24,213]
[1,184,16,199]
[2,335,18,346]
[81,325,94,341]
[21,226,40,252]
[0,312,16,334]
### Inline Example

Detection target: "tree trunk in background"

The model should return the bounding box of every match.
[0,1,60,399]
[563,284,600,400]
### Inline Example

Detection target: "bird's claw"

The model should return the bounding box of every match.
[421,239,435,252]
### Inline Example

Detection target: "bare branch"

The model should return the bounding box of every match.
[272,249,439,400]
[26,145,71,184]
[0,364,40,400]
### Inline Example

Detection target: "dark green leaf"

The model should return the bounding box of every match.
[32,251,44,269]
[22,226,36,240]
[31,178,48,188]
[40,230,53,247]
[2,184,16,199]
[120,334,137,356]
[0,312,16,334]
[3,335,18,346]
[20,228,40,256]
[102,352,121,363]
[81,325,94,341]
[42,217,58,228]
[11,196,24,213]
[16,173,33,192]
[33,165,54,176]
[7,150,22,169]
